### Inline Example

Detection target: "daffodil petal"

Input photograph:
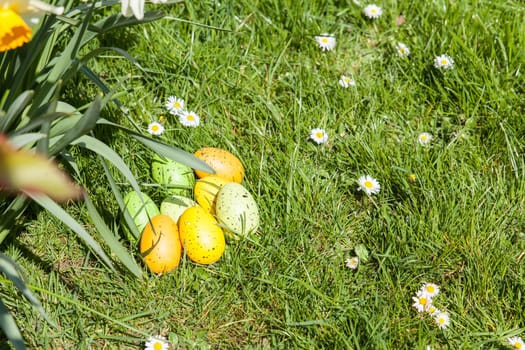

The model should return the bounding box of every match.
[0,8,32,52]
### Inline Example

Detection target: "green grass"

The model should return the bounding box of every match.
[2,0,525,348]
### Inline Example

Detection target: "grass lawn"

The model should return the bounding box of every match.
[2,0,525,348]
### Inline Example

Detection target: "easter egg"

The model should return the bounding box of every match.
[193,175,230,214]
[151,154,195,196]
[139,214,182,274]
[160,195,197,224]
[215,182,259,240]
[123,191,160,243]
[178,206,225,265]
[194,147,244,183]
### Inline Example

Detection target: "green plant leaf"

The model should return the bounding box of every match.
[99,157,141,241]
[0,90,33,132]
[49,96,101,155]
[97,118,215,173]
[0,253,56,327]
[71,134,143,197]
[0,298,26,350]
[83,193,142,278]
[8,133,47,148]
[26,193,116,272]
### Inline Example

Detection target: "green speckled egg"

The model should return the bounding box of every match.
[123,191,160,243]
[151,154,195,197]
[215,183,259,240]
[160,195,197,224]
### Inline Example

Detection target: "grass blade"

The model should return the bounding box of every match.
[0,253,56,327]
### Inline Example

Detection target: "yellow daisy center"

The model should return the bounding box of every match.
[0,9,32,53]
[371,9,377,14]
[419,297,428,305]
[173,101,181,109]
[187,114,195,121]
[315,131,324,139]
[441,58,448,65]
[364,180,373,189]
[420,135,427,141]
[516,343,523,350]
[428,306,436,312]
[321,37,328,43]
[438,317,446,324]
[153,341,163,350]
[426,285,435,293]
[151,125,160,132]
[344,77,350,83]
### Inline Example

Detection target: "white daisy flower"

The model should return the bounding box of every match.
[412,290,432,313]
[357,175,381,195]
[165,96,185,115]
[434,54,454,69]
[396,42,410,57]
[315,34,336,51]
[426,304,440,316]
[420,282,439,298]
[345,257,359,270]
[418,132,432,145]
[147,121,165,136]
[434,311,450,329]
[364,4,382,19]
[179,110,200,127]
[338,75,356,88]
[144,336,169,350]
[508,337,525,350]
[310,128,328,144]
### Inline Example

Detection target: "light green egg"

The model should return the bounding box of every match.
[215,182,259,240]
[151,154,195,197]
[160,195,197,224]
[122,191,160,243]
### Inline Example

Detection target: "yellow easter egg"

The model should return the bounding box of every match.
[178,206,225,265]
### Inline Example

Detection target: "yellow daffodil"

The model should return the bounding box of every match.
[0,0,63,52]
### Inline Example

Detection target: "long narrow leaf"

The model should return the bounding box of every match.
[99,157,141,241]
[0,90,33,132]
[49,96,101,155]
[71,135,143,198]
[0,299,25,350]
[0,253,56,327]
[27,193,116,272]
[83,193,142,278]
[8,133,47,148]
[97,118,215,173]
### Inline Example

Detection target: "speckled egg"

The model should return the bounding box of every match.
[194,147,244,183]
[160,195,197,224]
[178,206,225,265]
[151,154,195,196]
[193,175,230,214]
[123,191,160,243]
[215,182,259,240]
[139,215,182,274]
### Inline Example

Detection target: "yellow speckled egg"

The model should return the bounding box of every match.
[193,175,230,214]
[139,215,182,274]
[178,206,225,265]
[194,147,244,183]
